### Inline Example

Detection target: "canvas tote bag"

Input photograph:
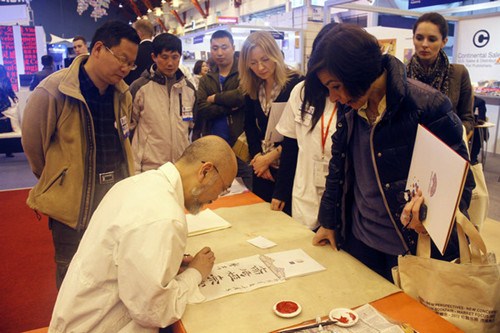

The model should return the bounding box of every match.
[393,210,500,332]
[462,124,489,231]
[468,162,489,231]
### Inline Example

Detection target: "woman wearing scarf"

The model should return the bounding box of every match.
[407,12,474,137]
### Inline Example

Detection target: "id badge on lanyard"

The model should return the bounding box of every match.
[314,104,337,188]
[313,157,329,188]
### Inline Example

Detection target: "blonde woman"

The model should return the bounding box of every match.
[239,31,303,214]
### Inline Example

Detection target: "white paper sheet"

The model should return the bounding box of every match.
[247,236,277,249]
[199,255,284,302]
[186,209,231,237]
[198,249,325,302]
[264,248,326,278]
[265,102,287,144]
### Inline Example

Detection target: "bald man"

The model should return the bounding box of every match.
[49,136,237,333]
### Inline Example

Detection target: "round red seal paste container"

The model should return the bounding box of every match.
[273,300,302,318]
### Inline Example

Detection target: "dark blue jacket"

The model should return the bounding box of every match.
[318,55,474,256]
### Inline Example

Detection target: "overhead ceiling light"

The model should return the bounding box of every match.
[119,3,123,8]
[155,7,163,16]
[147,8,152,13]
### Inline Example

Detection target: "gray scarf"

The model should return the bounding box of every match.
[407,49,450,96]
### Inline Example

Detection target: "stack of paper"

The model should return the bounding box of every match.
[186,209,231,237]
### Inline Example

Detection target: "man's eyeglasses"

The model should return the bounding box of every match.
[104,46,137,70]
[201,161,230,196]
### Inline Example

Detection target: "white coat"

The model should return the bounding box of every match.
[49,163,204,333]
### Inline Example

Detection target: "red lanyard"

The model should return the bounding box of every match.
[321,105,337,158]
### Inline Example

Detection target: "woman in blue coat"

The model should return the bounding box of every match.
[311,24,474,281]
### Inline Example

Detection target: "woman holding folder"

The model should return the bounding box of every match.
[312,24,474,281]
[239,31,303,214]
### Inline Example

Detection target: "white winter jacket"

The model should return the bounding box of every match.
[130,66,196,173]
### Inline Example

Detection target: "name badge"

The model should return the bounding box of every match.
[182,106,193,121]
[295,112,312,126]
[119,116,130,139]
[313,158,329,188]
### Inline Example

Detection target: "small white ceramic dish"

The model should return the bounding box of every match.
[273,300,302,318]
[328,307,359,327]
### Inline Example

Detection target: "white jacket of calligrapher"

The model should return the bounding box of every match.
[48,162,205,333]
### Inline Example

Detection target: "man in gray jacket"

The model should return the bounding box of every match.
[129,33,197,173]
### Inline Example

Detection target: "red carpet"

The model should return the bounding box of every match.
[0,189,57,333]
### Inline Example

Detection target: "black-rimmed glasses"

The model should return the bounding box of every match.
[104,46,137,70]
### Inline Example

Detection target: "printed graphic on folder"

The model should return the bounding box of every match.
[406,125,469,255]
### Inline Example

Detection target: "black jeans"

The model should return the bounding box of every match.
[49,218,84,289]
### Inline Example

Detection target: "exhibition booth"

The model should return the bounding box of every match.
[180,24,304,72]
[323,0,500,155]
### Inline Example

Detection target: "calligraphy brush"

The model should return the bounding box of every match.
[277,320,338,333]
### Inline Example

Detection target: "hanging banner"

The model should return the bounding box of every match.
[0,25,18,91]
[21,26,37,74]
[0,0,26,4]
[409,0,460,9]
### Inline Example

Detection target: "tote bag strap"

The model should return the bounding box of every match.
[415,209,488,264]
[455,209,488,264]
[416,233,431,258]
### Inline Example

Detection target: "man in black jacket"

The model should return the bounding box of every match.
[30,55,55,91]
[195,30,252,189]
[125,19,154,85]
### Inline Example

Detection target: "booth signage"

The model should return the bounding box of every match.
[0,25,18,91]
[0,0,27,4]
[21,26,38,74]
[251,30,285,40]
[409,0,460,9]
[193,35,204,44]
[217,16,238,24]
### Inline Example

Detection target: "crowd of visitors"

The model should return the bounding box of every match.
[13,11,485,332]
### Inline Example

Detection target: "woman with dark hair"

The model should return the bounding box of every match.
[312,24,474,281]
[271,22,337,230]
[192,60,209,89]
[0,64,17,114]
[408,12,474,136]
